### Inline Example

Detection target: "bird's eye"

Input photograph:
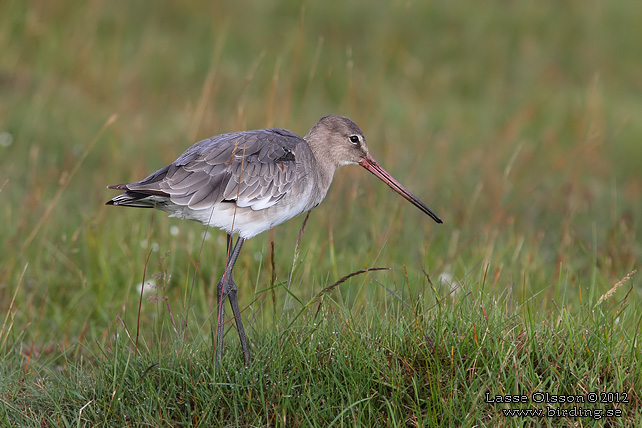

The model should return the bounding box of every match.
[349,135,360,144]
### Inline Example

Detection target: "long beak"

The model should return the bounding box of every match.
[359,156,443,224]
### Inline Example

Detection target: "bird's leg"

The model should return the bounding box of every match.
[215,234,251,367]
[215,233,234,366]
[228,280,252,366]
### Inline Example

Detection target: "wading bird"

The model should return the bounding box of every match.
[107,115,442,366]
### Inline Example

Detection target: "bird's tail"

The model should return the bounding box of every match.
[106,190,161,208]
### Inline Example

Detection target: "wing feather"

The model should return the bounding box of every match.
[116,128,303,212]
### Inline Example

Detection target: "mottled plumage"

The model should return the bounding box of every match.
[107,128,320,238]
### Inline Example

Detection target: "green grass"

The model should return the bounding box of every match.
[1,0,641,426]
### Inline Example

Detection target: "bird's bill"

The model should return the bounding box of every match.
[359,156,443,224]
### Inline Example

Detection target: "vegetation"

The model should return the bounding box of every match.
[1,0,640,426]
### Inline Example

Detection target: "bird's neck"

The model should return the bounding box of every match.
[305,139,338,206]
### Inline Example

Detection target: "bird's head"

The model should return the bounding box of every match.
[306,114,442,224]
[305,114,372,167]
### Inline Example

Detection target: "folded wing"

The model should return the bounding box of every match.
[108,129,300,212]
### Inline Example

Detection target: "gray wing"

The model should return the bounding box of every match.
[116,128,301,211]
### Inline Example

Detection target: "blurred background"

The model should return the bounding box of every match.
[1,0,640,349]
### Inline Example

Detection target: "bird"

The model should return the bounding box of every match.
[106,114,442,366]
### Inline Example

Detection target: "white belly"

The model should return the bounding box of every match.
[162,196,311,239]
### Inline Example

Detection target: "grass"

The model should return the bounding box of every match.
[1,0,641,426]
[3,278,640,426]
